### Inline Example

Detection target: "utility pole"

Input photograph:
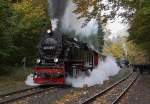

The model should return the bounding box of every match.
[97,21,104,53]
[22,57,26,70]
[123,43,128,60]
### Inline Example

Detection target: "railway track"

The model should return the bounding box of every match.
[81,72,139,104]
[0,86,54,104]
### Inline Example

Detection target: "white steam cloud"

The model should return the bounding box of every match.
[51,19,58,31]
[61,0,98,36]
[25,74,40,86]
[66,56,120,88]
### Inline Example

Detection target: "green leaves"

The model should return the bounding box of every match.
[72,0,150,61]
[97,21,104,52]
[10,0,50,65]
[128,1,150,55]
[0,0,50,67]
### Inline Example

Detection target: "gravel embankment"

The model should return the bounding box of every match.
[119,73,150,104]
[92,72,137,104]
[0,81,31,95]
[55,69,131,104]
[1,68,131,104]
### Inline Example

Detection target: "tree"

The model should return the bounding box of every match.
[73,0,135,25]
[127,41,149,64]
[104,37,149,64]
[0,0,50,69]
[9,0,50,65]
[0,0,14,66]
[97,21,104,52]
[73,0,150,60]
[128,0,150,55]
[72,0,134,53]
[103,40,124,60]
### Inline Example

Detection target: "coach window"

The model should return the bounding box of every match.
[87,52,90,65]
[76,48,78,59]
[84,52,86,63]
[75,48,77,59]
[78,48,81,59]
[89,52,92,65]
[71,48,73,59]
[87,52,89,65]
[81,49,84,60]
[76,48,79,59]
[72,48,76,59]
[89,52,91,65]
[78,48,81,60]
[89,53,92,65]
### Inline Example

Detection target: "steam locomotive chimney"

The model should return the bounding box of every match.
[50,20,53,32]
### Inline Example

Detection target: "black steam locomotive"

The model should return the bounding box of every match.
[33,29,99,85]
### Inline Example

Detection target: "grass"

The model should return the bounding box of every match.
[109,68,130,82]
[10,67,32,81]
[0,67,32,86]
[0,67,33,94]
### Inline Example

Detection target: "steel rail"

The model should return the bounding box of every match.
[111,74,139,104]
[81,72,134,104]
[0,86,53,104]
[0,86,39,97]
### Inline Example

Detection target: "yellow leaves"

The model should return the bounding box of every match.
[73,0,98,18]
[91,0,97,5]
[127,41,149,64]
[11,0,47,29]
[104,38,149,64]
[12,0,45,16]
[103,42,123,60]
[12,1,32,14]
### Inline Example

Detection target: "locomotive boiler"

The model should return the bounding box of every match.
[33,29,99,85]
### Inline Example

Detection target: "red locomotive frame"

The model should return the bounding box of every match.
[33,50,99,85]
[33,67,65,84]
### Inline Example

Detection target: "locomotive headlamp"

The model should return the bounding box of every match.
[47,29,51,34]
[54,58,59,63]
[73,38,78,41]
[36,59,41,63]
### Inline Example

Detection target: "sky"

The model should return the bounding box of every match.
[101,0,130,40]
[106,17,129,39]
[49,0,130,39]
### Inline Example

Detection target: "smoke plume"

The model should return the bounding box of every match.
[65,56,120,88]
[51,19,58,31]
[47,0,67,30]
[47,0,67,19]
[47,0,98,36]
[61,1,98,36]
